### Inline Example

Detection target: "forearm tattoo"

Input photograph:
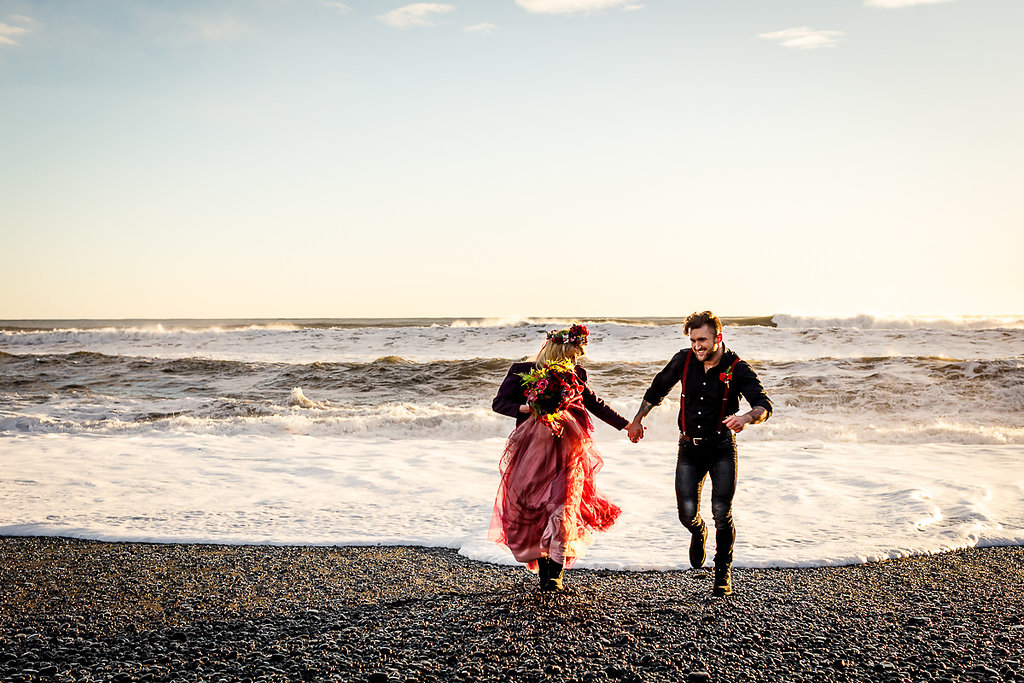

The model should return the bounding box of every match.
[633,400,655,421]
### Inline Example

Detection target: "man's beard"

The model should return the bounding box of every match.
[693,343,718,360]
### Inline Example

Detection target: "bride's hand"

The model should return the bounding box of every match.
[626,420,644,443]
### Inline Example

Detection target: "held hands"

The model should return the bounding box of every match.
[626,419,645,443]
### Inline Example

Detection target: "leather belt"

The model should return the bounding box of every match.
[680,433,732,447]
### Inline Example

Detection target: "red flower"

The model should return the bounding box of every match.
[518,360,585,435]
[546,323,589,346]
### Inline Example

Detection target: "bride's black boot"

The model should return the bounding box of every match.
[537,557,552,591]
[548,560,564,591]
[538,557,564,592]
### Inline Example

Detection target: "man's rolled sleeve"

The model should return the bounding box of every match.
[736,361,773,419]
[642,350,687,406]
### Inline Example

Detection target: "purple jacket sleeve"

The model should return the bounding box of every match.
[493,362,628,430]
[492,362,530,422]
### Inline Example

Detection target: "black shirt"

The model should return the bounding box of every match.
[642,347,772,438]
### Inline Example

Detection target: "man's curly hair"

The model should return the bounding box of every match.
[684,311,723,336]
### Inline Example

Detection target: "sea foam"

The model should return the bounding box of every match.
[1,434,1020,569]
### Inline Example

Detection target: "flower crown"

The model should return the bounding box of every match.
[546,323,589,346]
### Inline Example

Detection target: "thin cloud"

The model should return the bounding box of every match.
[378,3,455,28]
[321,1,353,14]
[759,27,845,50]
[464,23,498,34]
[187,15,248,42]
[865,0,955,7]
[0,15,37,47]
[623,4,646,11]
[516,0,636,15]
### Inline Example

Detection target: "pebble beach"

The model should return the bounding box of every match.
[1,537,1022,683]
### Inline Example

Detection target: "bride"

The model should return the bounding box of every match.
[490,324,628,591]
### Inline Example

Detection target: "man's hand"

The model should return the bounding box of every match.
[627,419,645,443]
[723,408,765,433]
[722,414,750,433]
[627,401,655,442]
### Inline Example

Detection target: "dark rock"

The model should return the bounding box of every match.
[2,539,1024,683]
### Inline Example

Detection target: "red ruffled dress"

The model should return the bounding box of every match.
[489,362,627,569]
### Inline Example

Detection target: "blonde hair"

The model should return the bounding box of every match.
[535,339,585,366]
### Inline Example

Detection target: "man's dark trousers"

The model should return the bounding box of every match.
[675,435,737,567]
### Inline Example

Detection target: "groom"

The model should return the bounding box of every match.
[627,311,772,596]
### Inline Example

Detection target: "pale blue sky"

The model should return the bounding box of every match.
[2,0,1021,319]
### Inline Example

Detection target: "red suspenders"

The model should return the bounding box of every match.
[679,350,691,436]
[680,350,741,437]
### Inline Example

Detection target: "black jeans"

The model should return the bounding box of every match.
[675,435,737,567]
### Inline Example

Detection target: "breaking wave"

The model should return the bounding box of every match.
[773,313,1024,330]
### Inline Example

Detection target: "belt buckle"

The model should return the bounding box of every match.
[690,437,704,446]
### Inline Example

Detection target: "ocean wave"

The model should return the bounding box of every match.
[446,316,776,328]
[1,314,776,336]
[447,316,548,328]
[4,314,1020,342]
[0,351,536,399]
[3,351,1022,436]
[5,320,1024,368]
[0,321,311,335]
[5,391,1023,444]
[773,313,1024,330]
[0,401,513,440]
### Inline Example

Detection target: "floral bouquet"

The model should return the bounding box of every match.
[518,359,586,436]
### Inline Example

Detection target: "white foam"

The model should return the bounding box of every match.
[1,433,1021,569]
[773,313,1024,330]
[4,388,1023,445]
[289,388,326,409]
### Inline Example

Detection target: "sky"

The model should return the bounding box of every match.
[1,0,1022,320]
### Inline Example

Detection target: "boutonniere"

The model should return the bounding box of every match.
[719,367,733,385]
